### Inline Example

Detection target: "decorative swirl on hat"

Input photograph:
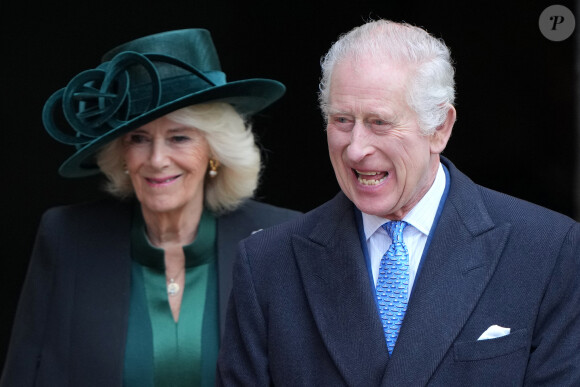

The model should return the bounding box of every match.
[42,52,217,146]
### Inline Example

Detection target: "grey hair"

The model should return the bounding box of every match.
[96,102,261,214]
[318,19,456,134]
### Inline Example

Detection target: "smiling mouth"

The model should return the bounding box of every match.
[146,175,181,184]
[354,170,388,185]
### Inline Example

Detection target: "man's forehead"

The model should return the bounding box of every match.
[330,57,411,91]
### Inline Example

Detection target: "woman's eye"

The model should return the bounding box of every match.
[171,135,190,143]
[128,134,148,144]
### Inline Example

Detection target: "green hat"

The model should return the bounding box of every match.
[43,28,286,177]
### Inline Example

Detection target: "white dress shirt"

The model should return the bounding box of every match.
[362,163,446,298]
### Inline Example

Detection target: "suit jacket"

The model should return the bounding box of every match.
[1,198,300,387]
[217,157,580,386]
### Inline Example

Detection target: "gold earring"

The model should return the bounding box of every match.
[209,159,220,178]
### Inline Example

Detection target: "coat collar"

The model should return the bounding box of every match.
[292,193,390,386]
[292,158,511,386]
[381,158,510,385]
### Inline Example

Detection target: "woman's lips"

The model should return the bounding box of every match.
[145,175,181,185]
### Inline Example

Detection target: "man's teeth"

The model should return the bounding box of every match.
[358,176,387,185]
[356,170,387,185]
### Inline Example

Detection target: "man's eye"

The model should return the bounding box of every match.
[370,118,391,126]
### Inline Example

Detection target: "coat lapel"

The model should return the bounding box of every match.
[216,214,238,336]
[68,200,133,385]
[293,194,389,386]
[381,160,511,386]
[216,200,301,336]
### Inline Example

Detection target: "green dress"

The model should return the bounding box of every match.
[123,205,219,387]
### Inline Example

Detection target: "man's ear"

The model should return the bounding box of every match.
[430,104,456,154]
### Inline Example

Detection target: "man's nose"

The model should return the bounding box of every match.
[345,122,374,162]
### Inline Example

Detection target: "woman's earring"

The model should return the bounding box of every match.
[208,159,220,178]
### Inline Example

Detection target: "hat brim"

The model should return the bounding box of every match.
[57,78,285,177]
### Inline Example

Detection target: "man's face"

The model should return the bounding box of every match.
[326,57,441,220]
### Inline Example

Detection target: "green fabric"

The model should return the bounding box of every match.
[123,262,154,387]
[123,205,219,386]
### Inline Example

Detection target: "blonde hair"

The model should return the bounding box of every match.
[96,102,261,214]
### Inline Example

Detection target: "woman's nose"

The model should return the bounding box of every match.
[148,140,170,169]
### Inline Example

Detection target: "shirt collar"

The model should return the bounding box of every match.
[362,162,446,239]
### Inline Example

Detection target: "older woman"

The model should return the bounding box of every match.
[1,29,300,387]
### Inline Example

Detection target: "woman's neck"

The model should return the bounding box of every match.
[141,203,203,249]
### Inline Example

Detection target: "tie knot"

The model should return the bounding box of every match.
[382,220,408,242]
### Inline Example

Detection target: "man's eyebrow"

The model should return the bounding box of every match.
[326,108,394,118]
[326,107,351,115]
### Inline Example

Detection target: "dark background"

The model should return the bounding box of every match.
[1,0,577,367]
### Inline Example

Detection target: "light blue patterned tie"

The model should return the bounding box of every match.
[376,220,409,355]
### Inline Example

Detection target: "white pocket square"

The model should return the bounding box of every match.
[477,325,511,341]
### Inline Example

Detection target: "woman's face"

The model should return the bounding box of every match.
[123,115,210,216]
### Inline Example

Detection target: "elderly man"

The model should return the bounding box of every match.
[217,20,580,386]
